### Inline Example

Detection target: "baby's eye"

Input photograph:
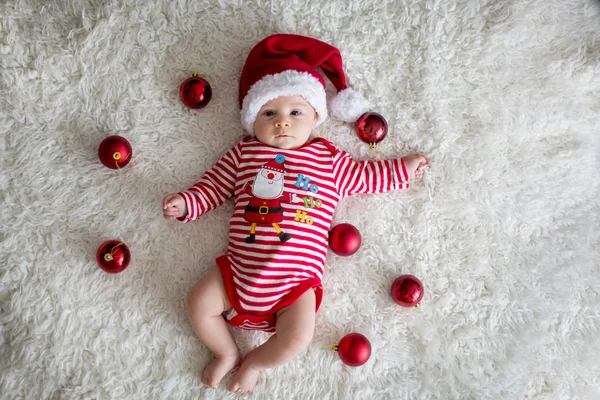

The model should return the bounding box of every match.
[263,110,275,117]
[291,110,302,116]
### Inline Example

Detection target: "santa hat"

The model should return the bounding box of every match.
[263,158,285,173]
[239,34,371,134]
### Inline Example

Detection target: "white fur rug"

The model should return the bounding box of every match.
[1,1,600,399]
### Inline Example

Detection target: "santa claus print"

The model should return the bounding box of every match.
[243,154,300,243]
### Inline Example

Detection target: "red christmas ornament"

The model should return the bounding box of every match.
[332,333,372,367]
[391,274,424,307]
[98,136,132,169]
[328,223,361,256]
[96,240,131,273]
[356,112,388,149]
[179,72,212,109]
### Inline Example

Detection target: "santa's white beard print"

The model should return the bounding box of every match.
[252,171,284,199]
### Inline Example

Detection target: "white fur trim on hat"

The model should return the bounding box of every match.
[241,70,328,134]
[329,88,371,123]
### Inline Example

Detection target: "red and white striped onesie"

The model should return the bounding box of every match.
[179,136,410,332]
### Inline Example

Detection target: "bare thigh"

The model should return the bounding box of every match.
[186,266,232,318]
[275,289,316,345]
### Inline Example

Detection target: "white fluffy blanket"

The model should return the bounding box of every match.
[1,1,599,399]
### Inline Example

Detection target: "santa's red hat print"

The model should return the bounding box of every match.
[239,34,371,134]
[262,158,285,174]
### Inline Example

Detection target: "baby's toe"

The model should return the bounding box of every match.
[227,383,238,392]
[202,375,216,389]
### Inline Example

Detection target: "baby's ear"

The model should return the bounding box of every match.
[314,111,319,121]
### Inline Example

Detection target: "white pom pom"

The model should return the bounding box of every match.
[329,88,371,123]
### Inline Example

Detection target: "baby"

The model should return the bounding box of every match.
[163,34,428,394]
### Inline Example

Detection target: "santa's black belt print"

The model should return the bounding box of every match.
[245,206,284,214]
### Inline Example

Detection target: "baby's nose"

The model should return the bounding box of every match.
[275,119,290,128]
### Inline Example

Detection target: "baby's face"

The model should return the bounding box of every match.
[253,95,317,150]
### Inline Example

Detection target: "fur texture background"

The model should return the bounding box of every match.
[1,1,599,399]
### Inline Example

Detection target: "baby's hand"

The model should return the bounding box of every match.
[403,155,429,180]
[163,193,187,220]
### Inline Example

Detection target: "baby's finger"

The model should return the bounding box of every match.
[163,196,174,209]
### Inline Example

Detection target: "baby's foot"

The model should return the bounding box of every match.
[403,154,429,180]
[227,361,261,394]
[201,353,242,389]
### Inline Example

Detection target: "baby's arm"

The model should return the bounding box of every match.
[168,142,242,223]
[333,150,428,198]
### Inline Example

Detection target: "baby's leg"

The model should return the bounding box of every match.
[186,266,241,389]
[228,289,316,394]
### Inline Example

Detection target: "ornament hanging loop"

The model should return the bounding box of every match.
[113,152,122,169]
[105,242,123,262]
